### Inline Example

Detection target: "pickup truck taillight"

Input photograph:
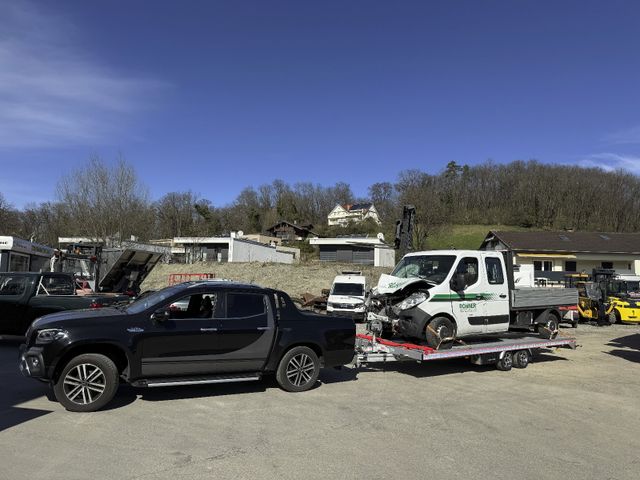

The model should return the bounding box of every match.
[89,301,103,309]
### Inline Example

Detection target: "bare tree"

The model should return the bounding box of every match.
[56,156,151,245]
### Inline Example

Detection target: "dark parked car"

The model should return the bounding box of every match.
[19,281,356,411]
[0,272,129,336]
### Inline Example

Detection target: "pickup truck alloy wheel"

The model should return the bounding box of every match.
[54,353,119,412]
[276,346,320,392]
[63,364,106,405]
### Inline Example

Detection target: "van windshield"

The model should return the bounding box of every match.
[332,283,364,296]
[390,255,456,285]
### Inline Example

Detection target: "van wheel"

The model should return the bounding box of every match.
[496,351,513,371]
[538,314,559,339]
[276,346,320,392]
[512,350,531,369]
[53,353,119,412]
[425,317,455,350]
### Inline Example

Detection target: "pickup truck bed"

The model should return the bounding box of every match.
[511,287,578,309]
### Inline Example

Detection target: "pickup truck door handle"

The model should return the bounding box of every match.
[499,294,507,299]
[200,328,218,332]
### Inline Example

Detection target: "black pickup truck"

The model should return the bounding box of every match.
[0,272,128,336]
[19,281,356,411]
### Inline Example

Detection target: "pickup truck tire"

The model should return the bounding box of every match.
[538,314,559,340]
[425,317,455,350]
[276,346,320,393]
[53,353,119,412]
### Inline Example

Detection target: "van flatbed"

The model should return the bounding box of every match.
[354,332,577,370]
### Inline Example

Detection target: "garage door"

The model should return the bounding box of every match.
[319,246,337,262]
[353,247,374,265]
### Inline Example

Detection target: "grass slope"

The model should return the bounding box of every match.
[426,224,530,250]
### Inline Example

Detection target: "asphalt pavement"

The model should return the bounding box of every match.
[1,324,639,480]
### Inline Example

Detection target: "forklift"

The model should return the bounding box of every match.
[572,269,640,325]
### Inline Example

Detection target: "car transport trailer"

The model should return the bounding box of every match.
[354,332,577,371]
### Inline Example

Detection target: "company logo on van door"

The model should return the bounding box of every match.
[459,302,477,311]
[431,293,495,302]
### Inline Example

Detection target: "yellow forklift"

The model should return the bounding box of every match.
[569,269,640,324]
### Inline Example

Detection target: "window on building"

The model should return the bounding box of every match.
[534,260,553,271]
[565,261,577,272]
[601,262,613,269]
[8,253,30,272]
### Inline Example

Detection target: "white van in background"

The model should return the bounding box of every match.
[327,271,367,322]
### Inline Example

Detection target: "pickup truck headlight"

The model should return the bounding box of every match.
[394,292,428,311]
[35,328,68,345]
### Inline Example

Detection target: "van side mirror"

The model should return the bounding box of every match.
[450,273,466,291]
[151,308,170,323]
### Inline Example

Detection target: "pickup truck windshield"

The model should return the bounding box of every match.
[332,283,364,296]
[126,285,185,314]
[391,255,456,284]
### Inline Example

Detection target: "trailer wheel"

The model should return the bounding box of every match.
[496,351,513,371]
[425,317,455,350]
[538,314,559,340]
[512,350,531,369]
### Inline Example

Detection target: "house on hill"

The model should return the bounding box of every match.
[327,203,381,226]
[480,230,640,281]
[265,221,316,242]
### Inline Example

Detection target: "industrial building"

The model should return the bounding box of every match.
[309,236,395,267]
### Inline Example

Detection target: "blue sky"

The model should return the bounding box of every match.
[1,0,639,208]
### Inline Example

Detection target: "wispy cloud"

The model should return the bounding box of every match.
[579,153,640,174]
[0,2,168,149]
[602,125,640,145]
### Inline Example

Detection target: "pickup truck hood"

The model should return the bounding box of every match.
[32,307,124,329]
[374,274,432,295]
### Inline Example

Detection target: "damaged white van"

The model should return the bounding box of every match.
[366,250,578,349]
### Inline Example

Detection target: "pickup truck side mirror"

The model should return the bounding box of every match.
[151,308,170,323]
[450,273,466,292]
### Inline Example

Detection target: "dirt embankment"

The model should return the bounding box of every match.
[142,261,392,297]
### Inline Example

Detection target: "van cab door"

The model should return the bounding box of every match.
[482,255,510,333]
[449,256,487,335]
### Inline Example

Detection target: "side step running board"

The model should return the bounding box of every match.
[134,373,261,388]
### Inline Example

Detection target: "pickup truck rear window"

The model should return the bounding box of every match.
[0,275,28,295]
[37,276,75,295]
